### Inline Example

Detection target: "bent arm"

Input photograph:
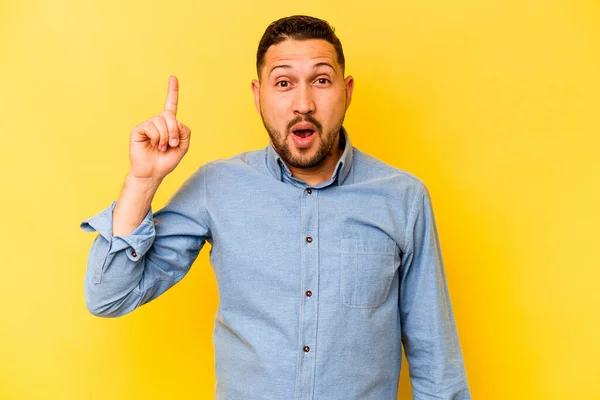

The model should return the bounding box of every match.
[81,165,211,317]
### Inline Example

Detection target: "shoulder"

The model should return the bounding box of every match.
[183,147,268,187]
[352,148,427,195]
[213,148,266,168]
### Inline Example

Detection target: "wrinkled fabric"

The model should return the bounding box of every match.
[81,127,471,400]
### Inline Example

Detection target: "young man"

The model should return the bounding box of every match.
[81,15,471,400]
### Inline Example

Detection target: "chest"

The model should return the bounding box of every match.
[206,182,405,309]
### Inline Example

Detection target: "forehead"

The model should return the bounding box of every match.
[263,39,339,73]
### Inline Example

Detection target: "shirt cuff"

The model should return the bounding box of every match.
[80,201,156,261]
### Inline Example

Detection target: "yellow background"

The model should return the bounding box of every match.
[1,0,599,398]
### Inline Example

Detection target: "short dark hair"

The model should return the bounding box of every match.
[256,15,346,79]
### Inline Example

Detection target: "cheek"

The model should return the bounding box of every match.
[318,93,346,119]
[262,95,290,121]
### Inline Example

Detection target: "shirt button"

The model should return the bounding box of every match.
[131,251,137,257]
[303,346,310,352]
[306,188,312,194]
[305,290,312,297]
[306,237,313,243]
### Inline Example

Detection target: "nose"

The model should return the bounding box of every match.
[292,83,315,115]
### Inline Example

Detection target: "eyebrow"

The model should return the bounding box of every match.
[269,62,336,76]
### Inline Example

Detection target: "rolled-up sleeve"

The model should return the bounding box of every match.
[81,165,212,318]
[399,183,471,399]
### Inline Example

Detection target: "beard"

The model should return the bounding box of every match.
[260,111,346,169]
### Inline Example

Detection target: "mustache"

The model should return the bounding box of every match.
[286,115,323,133]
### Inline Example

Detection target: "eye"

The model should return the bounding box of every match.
[276,80,290,88]
[316,78,331,85]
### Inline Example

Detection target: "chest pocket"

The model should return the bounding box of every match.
[340,237,398,308]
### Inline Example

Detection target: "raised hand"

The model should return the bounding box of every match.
[129,75,192,180]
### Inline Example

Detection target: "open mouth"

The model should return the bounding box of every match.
[293,128,315,138]
[290,124,317,148]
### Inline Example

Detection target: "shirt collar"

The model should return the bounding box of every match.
[265,126,354,187]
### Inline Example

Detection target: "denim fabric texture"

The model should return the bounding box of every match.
[81,127,471,400]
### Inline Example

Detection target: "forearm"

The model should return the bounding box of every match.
[84,242,146,317]
[113,174,163,236]
[81,165,212,318]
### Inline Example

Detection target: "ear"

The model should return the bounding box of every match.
[251,79,261,113]
[344,75,354,110]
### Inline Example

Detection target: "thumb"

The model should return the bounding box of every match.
[177,121,191,150]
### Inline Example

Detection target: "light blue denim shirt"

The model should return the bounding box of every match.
[81,127,471,400]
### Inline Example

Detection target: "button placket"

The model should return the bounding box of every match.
[294,187,319,399]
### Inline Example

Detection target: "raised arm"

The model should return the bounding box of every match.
[81,76,210,318]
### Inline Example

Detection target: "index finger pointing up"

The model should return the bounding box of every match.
[164,75,179,115]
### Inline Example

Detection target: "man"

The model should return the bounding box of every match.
[81,15,471,400]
